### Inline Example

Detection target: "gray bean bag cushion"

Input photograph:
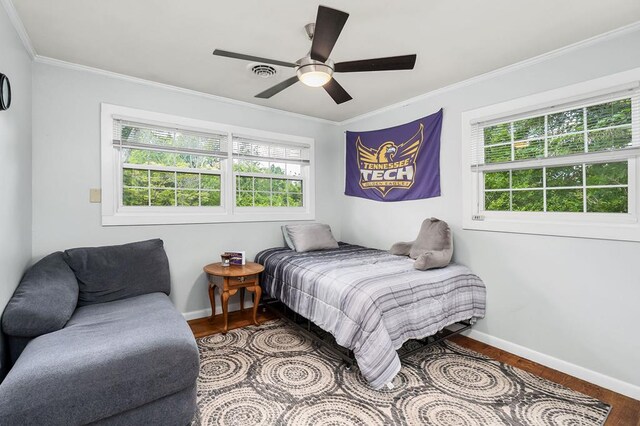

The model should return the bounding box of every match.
[63,239,170,306]
[390,218,453,270]
[2,252,79,338]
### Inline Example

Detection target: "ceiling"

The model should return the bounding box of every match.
[11,0,640,122]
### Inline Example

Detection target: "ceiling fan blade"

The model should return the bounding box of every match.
[323,78,352,104]
[334,54,417,73]
[255,76,299,99]
[310,6,349,62]
[213,49,296,68]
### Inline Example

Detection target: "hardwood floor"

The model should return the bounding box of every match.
[189,313,640,425]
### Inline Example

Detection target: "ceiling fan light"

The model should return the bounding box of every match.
[296,62,333,87]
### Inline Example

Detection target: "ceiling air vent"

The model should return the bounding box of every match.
[250,64,277,78]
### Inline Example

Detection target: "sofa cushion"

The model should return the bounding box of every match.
[63,239,170,306]
[2,252,78,338]
[0,293,199,426]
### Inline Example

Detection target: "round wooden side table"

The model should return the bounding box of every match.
[203,262,265,333]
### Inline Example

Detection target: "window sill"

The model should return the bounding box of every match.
[462,212,640,242]
[102,209,315,226]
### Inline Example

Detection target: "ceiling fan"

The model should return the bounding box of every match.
[212,5,417,105]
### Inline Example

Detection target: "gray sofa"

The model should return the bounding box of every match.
[0,239,199,425]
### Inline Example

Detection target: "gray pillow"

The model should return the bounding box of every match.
[63,239,170,306]
[2,252,79,337]
[281,225,295,250]
[285,223,339,253]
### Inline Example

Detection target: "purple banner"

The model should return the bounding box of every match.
[345,109,443,202]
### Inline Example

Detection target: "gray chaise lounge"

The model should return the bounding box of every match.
[0,239,199,425]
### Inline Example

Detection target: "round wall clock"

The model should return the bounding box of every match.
[0,73,11,111]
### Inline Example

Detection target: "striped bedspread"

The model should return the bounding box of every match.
[255,243,486,389]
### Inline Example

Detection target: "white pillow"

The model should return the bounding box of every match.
[284,224,339,253]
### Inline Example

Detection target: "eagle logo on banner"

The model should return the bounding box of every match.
[356,123,424,197]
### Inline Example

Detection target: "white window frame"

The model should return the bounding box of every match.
[462,68,640,242]
[101,104,315,225]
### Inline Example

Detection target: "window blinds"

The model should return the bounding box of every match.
[232,135,311,164]
[113,119,228,157]
[470,87,640,172]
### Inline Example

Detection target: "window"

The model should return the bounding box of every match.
[462,73,640,241]
[101,104,314,225]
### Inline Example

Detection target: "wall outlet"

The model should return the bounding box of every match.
[471,214,485,221]
[89,188,102,203]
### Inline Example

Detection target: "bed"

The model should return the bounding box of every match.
[255,243,486,389]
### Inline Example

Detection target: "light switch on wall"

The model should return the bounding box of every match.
[90,188,102,203]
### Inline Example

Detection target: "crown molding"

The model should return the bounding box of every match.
[33,55,340,126]
[1,0,36,58]
[340,20,640,126]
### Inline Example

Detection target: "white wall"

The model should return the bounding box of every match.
[0,6,32,376]
[339,28,640,395]
[31,62,341,317]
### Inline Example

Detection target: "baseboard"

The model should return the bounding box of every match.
[182,301,246,321]
[466,329,640,401]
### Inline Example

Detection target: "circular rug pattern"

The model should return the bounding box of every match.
[249,325,313,355]
[195,319,610,426]
[421,353,521,404]
[198,386,283,426]
[253,352,337,400]
[278,395,391,425]
[396,390,505,425]
[198,351,253,390]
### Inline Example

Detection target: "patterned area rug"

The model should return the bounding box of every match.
[194,320,610,425]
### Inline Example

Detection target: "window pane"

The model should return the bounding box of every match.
[177,190,199,206]
[513,116,544,140]
[287,193,303,207]
[586,188,628,213]
[587,127,632,152]
[122,149,149,165]
[175,154,221,170]
[512,190,544,211]
[548,134,584,156]
[236,176,253,191]
[201,190,221,207]
[585,162,628,186]
[548,108,584,135]
[512,168,543,188]
[123,168,148,187]
[123,188,149,206]
[587,99,632,130]
[147,151,176,167]
[546,189,583,212]
[514,139,544,160]
[255,192,271,207]
[483,123,510,146]
[176,172,199,189]
[269,163,286,175]
[254,178,271,192]
[485,191,510,211]
[286,164,302,177]
[236,191,253,207]
[150,189,175,206]
[233,160,269,173]
[484,144,511,163]
[150,171,175,188]
[272,178,287,192]
[484,171,510,190]
[546,165,583,187]
[286,180,302,194]
[201,174,221,190]
[272,193,287,207]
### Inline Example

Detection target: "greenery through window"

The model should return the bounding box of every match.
[233,160,303,208]
[482,98,633,213]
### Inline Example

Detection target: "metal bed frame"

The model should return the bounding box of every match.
[262,297,474,369]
